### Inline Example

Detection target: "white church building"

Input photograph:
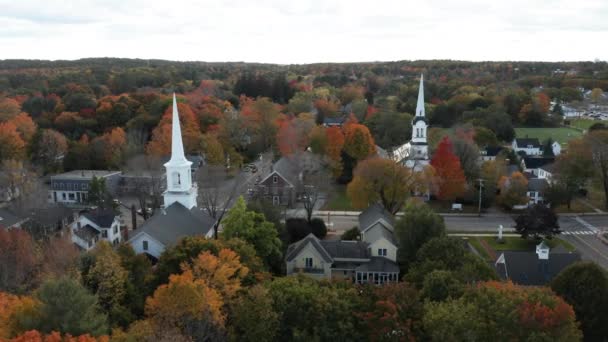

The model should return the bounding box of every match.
[128,94,215,259]
[390,74,430,171]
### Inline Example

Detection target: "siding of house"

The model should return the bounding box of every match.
[286,242,331,279]
[257,171,295,207]
[129,232,166,259]
[369,238,398,262]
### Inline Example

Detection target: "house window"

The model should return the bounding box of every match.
[113,225,118,234]
[273,196,280,205]
[102,230,108,238]
[273,175,278,184]
[305,257,313,268]
[62,193,66,200]
[378,248,387,256]
[172,172,181,188]
[82,183,88,190]
[68,193,75,200]
[143,240,148,251]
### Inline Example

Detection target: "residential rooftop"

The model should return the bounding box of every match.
[50,170,122,180]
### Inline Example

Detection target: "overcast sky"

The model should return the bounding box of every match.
[1,0,607,63]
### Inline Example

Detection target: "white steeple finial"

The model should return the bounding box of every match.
[168,93,188,165]
[415,74,425,117]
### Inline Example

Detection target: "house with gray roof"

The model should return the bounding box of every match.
[527,178,549,205]
[48,170,121,206]
[286,203,400,284]
[128,95,216,260]
[71,208,122,250]
[494,241,581,286]
[255,152,320,207]
[285,233,399,284]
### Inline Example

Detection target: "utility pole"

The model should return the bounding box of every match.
[477,178,484,217]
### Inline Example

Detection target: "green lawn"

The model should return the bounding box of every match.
[323,186,354,211]
[465,237,492,261]
[515,127,582,146]
[481,236,576,252]
[568,119,596,131]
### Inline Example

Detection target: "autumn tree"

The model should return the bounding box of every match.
[144,271,225,341]
[276,113,315,156]
[0,97,21,122]
[0,160,39,213]
[423,281,582,341]
[479,158,507,208]
[357,282,424,341]
[430,136,466,201]
[591,88,604,104]
[347,158,423,214]
[551,262,608,341]
[82,242,130,327]
[90,127,127,169]
[552,139,594,209]
[584,130,608,209]
[0,122,26,161]
[33,129,68,173]
[325,126,345,176]
[146,100,202,156]
[0,292,38,339]
[0,229,40,293]
[497,171,529,209]
[343,123,376,160]
[8,113,36,144]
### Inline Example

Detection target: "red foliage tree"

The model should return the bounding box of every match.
[430,136,466,200]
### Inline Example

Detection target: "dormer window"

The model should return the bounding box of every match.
[273,175,278,184]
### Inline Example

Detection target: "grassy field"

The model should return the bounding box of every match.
[323,186,354,211]
[568,119,596,131]
[481,236,576,252]
[514,127,582,146]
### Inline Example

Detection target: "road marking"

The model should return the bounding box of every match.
[575,217,599,233]
[562,231,595,235]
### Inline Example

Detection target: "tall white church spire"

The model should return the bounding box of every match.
[415,74,425,117]
[163,93,197,209]
[167,93,188,165]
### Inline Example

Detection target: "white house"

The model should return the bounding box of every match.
[128,94,215,260]
[512,138,543,156]
[479,146,504,162]
[48,170,121,205]
[71,209,122,251]
[285,203,400,285]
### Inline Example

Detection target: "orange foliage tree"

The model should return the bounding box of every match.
[91,127,127,169]
[497,171,529,208]
[343,123,376,160]
[430,136,466,201]
[9,113,37,144]
[0,97,21,122]
[347,158,425,214]
[276,114,315,156]
[0,122,26,160]
[6,330,109,342]
[147,101,202,156]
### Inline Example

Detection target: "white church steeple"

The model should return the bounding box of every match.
[163,94,198,209]
[415,74,425,117]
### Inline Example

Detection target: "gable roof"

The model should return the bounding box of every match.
[358,203,395,232]
[29,205,73,226]
[515,138,542,148]
[82,209,117,228]
[320,240,369,259]
[0,208,25,229]
[364,224,397,245]
[495,250,581,286]
[74,224,100,242]
[522,157,555,170]
[285,233,332,263]
[131,202,215,247]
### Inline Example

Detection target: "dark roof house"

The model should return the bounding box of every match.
[494,242,581,286]
[515,138,542,149]
[358,203,395,233]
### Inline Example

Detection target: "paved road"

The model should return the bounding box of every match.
[559,215,608,270]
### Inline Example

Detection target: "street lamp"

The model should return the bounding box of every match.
[477,178,484,217]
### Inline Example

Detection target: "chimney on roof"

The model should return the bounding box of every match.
[81,171,85,177]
